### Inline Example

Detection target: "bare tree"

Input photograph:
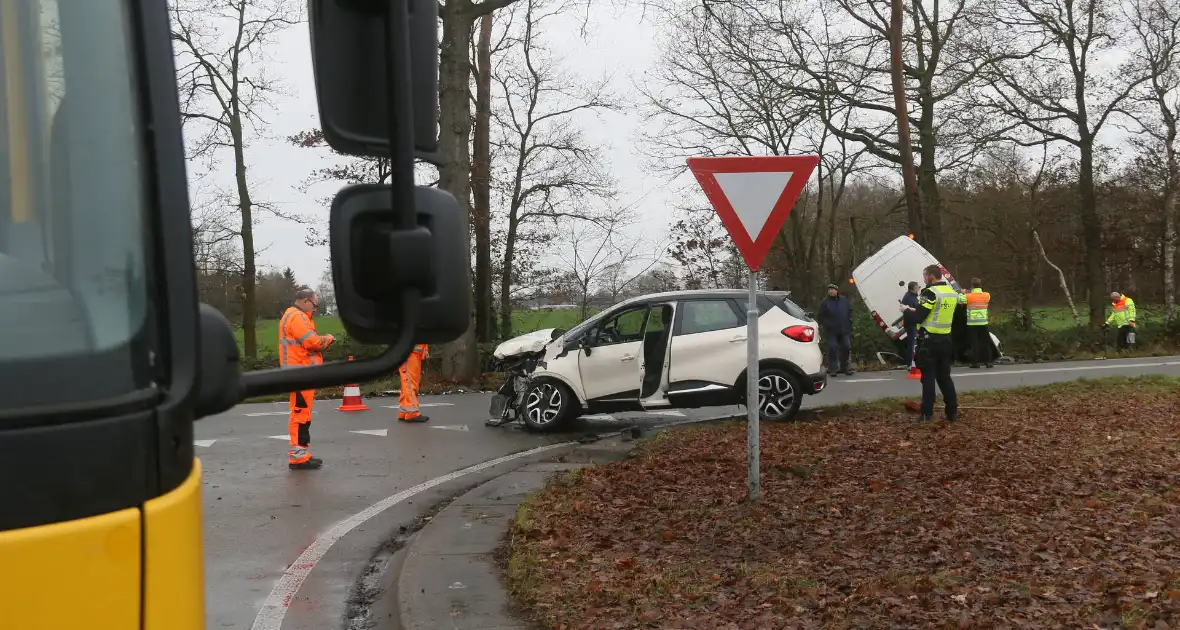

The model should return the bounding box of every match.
[1124,0,1180,325]
[979,0,1149,328]
[287,129,440,247]
[554,217,658,320]
[437,0,529,381]
[171,0,303,358]
[490,0,619,339]
[472,13,498,342]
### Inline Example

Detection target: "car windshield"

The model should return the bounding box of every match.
[0,0,153,413]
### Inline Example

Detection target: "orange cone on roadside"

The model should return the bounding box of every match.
[906,366,922,379]
[338,356,370,412]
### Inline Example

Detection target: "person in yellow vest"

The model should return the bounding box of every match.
[1103,292,1137,350]
[965,278,994,369]
[397,344,430,422]
[912,265,961,422]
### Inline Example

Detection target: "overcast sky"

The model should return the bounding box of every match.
[185,3,686,289]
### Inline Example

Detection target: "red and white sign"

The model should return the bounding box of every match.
[687,155,820,271]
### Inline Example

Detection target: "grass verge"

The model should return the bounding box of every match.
[502,375,1180,629]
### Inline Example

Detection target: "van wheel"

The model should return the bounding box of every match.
[521,379,574,432]
[756,368,802,422]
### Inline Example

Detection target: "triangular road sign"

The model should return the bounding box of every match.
[193,439,217,448]
[687,155,820,271]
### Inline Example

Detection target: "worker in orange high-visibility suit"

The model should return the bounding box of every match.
[278,287,336,469]
[397,344,430,422]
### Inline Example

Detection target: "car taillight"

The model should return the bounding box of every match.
[781,325,815,342]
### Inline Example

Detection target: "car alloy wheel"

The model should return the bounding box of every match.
[758,372,796,419]
[525,382,563,427]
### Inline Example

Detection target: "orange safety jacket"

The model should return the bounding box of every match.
[278,306,331,367]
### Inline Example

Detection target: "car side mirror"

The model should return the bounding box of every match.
[308,0,439,161]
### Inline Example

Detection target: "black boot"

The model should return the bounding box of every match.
[289,456,323,470]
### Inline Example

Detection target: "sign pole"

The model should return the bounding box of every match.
[746,268,760,501]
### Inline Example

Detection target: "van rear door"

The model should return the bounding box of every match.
[852,235,944,340]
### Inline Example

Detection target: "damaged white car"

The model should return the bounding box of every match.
[486,289,828,431]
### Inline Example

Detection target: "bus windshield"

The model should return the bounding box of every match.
[0,0,153,413]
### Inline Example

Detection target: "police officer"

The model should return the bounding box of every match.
[912,265,962,422]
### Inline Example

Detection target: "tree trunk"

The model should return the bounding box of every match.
[1077,137,1105,328]
[1165,134,1178,328]
[437,0,480,382]
[889,0,922,243]
[499,218,518,340]
[1033,229,1081,327]
[232,122,257,360]
[472,13,494,343]
[916,85,943,257]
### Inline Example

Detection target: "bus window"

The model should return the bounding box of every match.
[0,0,154,413]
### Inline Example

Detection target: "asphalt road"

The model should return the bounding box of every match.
[198,355,1180,629]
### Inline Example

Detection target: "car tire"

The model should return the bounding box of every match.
[520,379,575,432]
[754,367,802,422]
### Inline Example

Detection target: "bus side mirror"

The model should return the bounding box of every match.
[329,184,470,344]
[307,0,439,161]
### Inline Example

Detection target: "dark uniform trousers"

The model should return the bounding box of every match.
[918,332,958,419]
[968,325,992,366]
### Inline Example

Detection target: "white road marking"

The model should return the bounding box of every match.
[350,429,388,437]
[954,360,1180,378]
[244,412,290,417]
[193,439,217,448]
[840,378,891,383]
[382,402,455,409]
[249,441,575,630]
[267,435,289,440]
[431,425,470,432]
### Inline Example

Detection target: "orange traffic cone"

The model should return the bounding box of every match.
[338,356,370,412]
[905,366,922,379]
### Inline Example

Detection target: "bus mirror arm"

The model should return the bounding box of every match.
[237,290,421,400]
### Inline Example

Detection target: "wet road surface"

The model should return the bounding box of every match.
[198,356,1180,629]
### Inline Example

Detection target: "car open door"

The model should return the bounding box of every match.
[578,305,649,403]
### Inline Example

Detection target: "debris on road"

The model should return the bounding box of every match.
[504,376,1180,629]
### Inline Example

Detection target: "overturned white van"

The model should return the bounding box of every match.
[850,234,1004,365]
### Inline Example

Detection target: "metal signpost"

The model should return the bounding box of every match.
[686,155,820,501]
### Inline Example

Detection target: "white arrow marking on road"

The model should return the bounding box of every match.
[193,439,217,448]
[244,412,290,417]
[350,429,388,437]
[267,435,289,440]
[250,441,574,630]
[430,425,469,432]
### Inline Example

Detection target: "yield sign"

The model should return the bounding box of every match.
[687,155,820,271]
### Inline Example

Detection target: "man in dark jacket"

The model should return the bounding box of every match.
[818,283,855,376]
[900,281,921,367]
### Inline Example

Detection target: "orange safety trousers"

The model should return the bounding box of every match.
[288,388,315,464]
[398,345,427,420]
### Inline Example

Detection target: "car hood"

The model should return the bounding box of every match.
[493,328,560,359]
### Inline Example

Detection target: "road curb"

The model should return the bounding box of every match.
[390,435,637,630]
